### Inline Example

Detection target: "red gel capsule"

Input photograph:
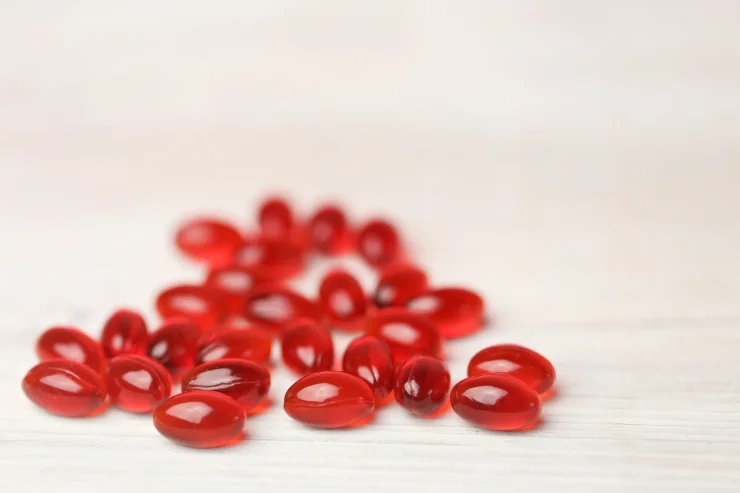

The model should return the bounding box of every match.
[182,359,270,412]
[243,286,319,332]
[258,196,294,240]
[232,239,305,280]
[308,205,352,254]
[342,336,395,401]
[155,284,227,331]
[373,264,428,308]
[284,371,375,429]
[196,327,273,366]
[103,355,172,413]
[357,219,402,268]
[318,270,368,331]
[395,356,450,416]
[174,217,243,267]
[204,266,267,314]
[406,287,485,339]
[23,360,108,417]
[100,309,149,357]
[450,374,542,431]
[362,309,442,365]
[36,326,107,373]
[153,390,246,448]
[147,319,200,380]
[468,344,556,394]
[281,319,334,375]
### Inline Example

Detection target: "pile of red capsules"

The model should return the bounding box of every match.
[22,196,556,448]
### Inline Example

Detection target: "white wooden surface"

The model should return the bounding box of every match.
[1,2,740,492]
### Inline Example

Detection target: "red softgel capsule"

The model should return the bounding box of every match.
[342,335,395,402]
[468,344,556,394]
[318,270,368,331]
[258,196,294,240]
[204,266,267,314]
[182,359,270,412]
[307,204,352,254]
[103,355,172,413]
[36,326,107,373]
[373,264,428,308]
[147,319,200,380]
[362,309,442,365]
[450,374,542,431]
[394,356,450,417]
[243,286,319,332]
[406,287,484,339]
[281,319,334,375]
[155,284,227,331]
[153,390,246,448]
[357,219,402,268]
[196,326,273,366]
[23,360,108,417]
[232,239,305,280]
[100,309,149,357]
[284,371,375,429]
[174,217,243,267]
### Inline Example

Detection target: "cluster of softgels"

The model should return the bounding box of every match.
[22,197,556,448]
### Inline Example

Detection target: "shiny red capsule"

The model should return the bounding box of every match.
[284,371,375,429]
[153,390,246,448]
[318,270,368,331]
[450,374,542,431]
[373,264,428,308]
[468,344,556,394]
[23,360,108,417]
[204,266,267,314]
[155,284,227,331]
[258,196,294,240]
[231,239,305,280]
[103,355,172,413]
[342,336,395,401]
[147,319,200,380]
[196,326,273,365]
[395,356,450,416]
[362,309,442,365]
[36,326,107,373]
[406,287,484,339]
[182,359,270,412]
[100,309,149,357]
[281,319,334,375]
[243,286,319,332]
[357,219,402,267]
[308,205,352,254]
[174,217,243,267]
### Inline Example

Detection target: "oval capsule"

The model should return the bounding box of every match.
[103,354,172,413]
[406,287,485,339]
[284,371,375,429]
[174,217,243,267]
[243,286,319,332]
[204,266,267,314]
[100,309,149,357]
[307,204,352,254]
[342,336,395,402]
[155,284,227,331]
[373,264,428,308]
[468,344,555,394]
[395,356,450,417]
[318,270,368,331]
[23,360,108,417]
[232,239,305,281]
[196,326,273,366]
[36,326,107,373]
[147,319,200,381]
[362,309,442,365]
[281,319,334,375]
[182,359,270,412]
[257,196,294,240]
[357,219,402,268]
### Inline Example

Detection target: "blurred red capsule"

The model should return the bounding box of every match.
[307,204,353,254]
[318,270,369,331]
[155,284,227,331]
[406,287,484,339]
[243,286,319,332]
[357,219,402,268]
[258,196,294,240]
[100,309,149,357]
[373,264,428,308]
[175,217,243,267]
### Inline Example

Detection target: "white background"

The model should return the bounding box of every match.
[1,2,739,492]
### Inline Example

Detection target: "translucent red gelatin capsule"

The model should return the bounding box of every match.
[450,374,542,431]
[103,354,172,413]
[373,264,428,308]
[357,219,402,267]
[362,309,442,365]
[147,319,200,380]
[243,286,319,332]
[258,196,294,240]
[153,390,246,448]
[281,319,334,375]
[284,371,375,429]
[394,356,450,416]
[100,309,149,357]
[196,326,273,365]
[182,359,270,412]
[22,360,108,417]
[406,287,484,339]
[155,284,227,331]
[308,204,352,254]
[318,270,368,331]
[467,344,555,394]
[232,239,305,280]
[204,266,267,314]
[36,326,107,373]
[342,335,395,401]
[174,217,243,267]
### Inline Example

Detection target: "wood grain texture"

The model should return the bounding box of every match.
[1,2,739,492]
